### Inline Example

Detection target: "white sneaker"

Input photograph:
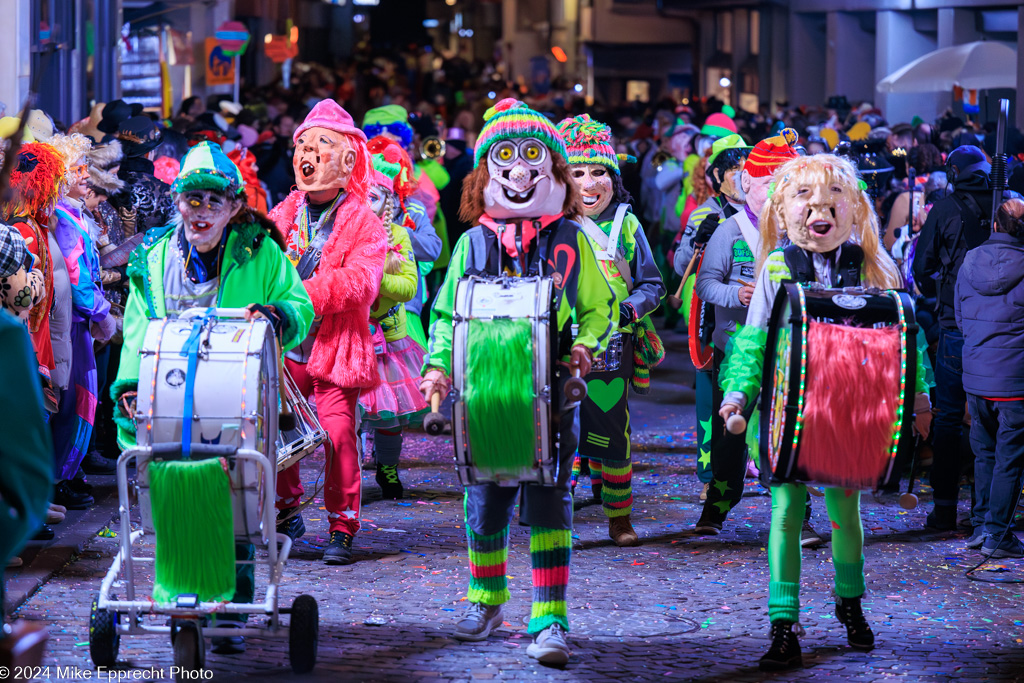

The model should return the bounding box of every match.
[526,623,570,666]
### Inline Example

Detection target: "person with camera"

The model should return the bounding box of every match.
[912,145,993,535]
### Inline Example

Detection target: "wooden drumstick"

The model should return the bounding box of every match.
[726,413,746,434]
[423,390,447,436]
[565,367,588,402]
[667,249,701,310]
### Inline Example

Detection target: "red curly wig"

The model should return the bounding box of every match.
[2,142,67,224]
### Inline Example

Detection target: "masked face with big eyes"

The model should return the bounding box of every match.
[570,163,613,217]
[780,172,857,253]
[176,190,241,253]
[367,184,396,223]
[293,126,357,195]
[483,137,566,219]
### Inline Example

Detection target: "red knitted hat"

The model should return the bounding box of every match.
[746,128,799,178]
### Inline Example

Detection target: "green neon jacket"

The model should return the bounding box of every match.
[112,218,314,449]
[425,217,618,376]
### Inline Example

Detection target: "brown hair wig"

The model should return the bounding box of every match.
[459,152,584,225]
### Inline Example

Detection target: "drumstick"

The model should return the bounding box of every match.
[565,368,588,402]
[737,279,754,288]
[726,413,746,434]
[423,391,447,436]
[667,248,702,309]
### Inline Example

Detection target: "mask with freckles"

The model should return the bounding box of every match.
[775,160,859,254]
[293,126,358,193]
[483,137,566,219]
[570,163,613,217]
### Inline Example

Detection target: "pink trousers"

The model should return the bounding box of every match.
[276,358,363,536]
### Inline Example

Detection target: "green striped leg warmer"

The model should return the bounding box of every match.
[529,526,571,634]
[466,524,510,605]
[597,460,633,518]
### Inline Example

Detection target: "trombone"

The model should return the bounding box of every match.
[652,149,672,171]
[419,136,446,161]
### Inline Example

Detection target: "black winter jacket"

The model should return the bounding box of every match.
[955,232,1024,398]
[912,170,992,329]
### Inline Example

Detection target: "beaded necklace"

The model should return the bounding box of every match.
[295,191,346,253]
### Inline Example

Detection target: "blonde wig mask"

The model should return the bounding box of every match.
[758,154,900,290]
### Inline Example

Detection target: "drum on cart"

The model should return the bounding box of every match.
[760,284,917,490]
[452,275,557,486]
[276,365,328,472]
[135,308,278,545]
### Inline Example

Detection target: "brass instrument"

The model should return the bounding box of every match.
[419,136,446,160]
[652,149,672,170]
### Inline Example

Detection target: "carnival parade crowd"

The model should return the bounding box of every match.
[2,49,1024,674]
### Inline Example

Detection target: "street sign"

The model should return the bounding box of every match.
[205,37,235,86]
[215,20,250,57]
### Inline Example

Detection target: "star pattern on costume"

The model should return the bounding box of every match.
[699,416,712,444]
[341,509,359,519]
[698,447,711,469]
[713,501,731,514]
[713,479,731,496]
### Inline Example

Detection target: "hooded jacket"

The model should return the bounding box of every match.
[912,168,992,328]
[955,232,1024,398]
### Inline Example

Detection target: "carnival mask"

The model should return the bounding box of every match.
[368,184,396,223]
[177,190,240,253]
[293,126,357,195]
[570,163,613,217]
[719,165,746,205]
[483,137,566,219]
[778,167,857,254]
[740,170,772,217]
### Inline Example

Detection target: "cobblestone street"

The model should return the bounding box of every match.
[9,334,1024,682]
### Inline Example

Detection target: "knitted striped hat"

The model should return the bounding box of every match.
[556,114,620,174]
[172,141,245,196]
[474,98,567,168]
[746,128,799,178]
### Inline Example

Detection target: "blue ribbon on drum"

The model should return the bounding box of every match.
[178,308,216,459]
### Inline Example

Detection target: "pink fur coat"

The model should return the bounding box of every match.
[271,190,387,390]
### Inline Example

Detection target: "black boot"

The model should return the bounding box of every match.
[323,531,354,565]
[375,464,404,500]
[276,508,305,542]
[759,621,803,671]
[835,595,875,650]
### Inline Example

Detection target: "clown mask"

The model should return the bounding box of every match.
[779,171,857,253]
[666,130,694,162]
[483,137,566,219]
[570,163,613,217]
[177,190,241,253]
[294,126,357,197]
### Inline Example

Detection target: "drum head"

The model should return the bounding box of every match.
[761,284,799,478]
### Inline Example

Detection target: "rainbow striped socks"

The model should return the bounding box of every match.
[528,526,571,634]
[589,460,634,518]
[466,525,510,605]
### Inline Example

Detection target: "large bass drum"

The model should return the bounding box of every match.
[452,275,557,486]
[134,309,278,544]
[760,284,917,490]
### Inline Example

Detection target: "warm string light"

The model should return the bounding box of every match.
[888,292,909,462]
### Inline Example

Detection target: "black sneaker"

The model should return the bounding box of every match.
[759,621,803,671]
[32,524,54,541]
[375,464,404,500]
[323,531,354,565]
[981,533,1024,559]
[80,450,117,475]
[835,595,875,650]
[925,506,957,531]
[800,520,824,548]
[965,526,988,550]
[276,509,305,542]
[694,507,725,535]
[54,480,94,510]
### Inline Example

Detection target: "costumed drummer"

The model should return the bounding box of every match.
[718,155,932,671]
[269,100,388,565]
[556,114,665,548]
[111,142,314,654]
[420,99,616,667]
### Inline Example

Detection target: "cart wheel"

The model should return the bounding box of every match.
[172,620,205,677]
[288,594,319,674]
[88,596,120,667]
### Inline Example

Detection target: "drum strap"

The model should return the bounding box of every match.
[295,192,346,281]
[783,243,863,287]
[178,308,216,459]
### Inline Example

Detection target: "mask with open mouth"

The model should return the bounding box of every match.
[569,163,613,217]
[293,125,358,195]
[177,190,239,253]
[483,137,566,219]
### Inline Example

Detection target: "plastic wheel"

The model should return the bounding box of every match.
[88,596,120,667]
[288,594,319,674]
[172,620,205,678]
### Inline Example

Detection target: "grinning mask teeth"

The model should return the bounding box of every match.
[483,137,566,219]
[570,163,613,217]
[177,190,239,253]
[780,172,857,254]
[293,126,357,193]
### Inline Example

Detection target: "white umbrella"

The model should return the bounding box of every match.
[876,41,1017,93]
